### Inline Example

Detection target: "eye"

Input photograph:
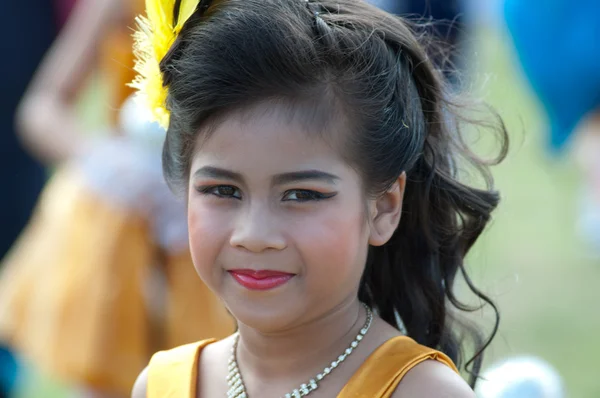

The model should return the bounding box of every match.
[197,185,242,199]
[282,190,336,202]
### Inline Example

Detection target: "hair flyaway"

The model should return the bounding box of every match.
[130,0,508,387]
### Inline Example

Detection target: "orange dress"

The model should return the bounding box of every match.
[146,336,459,397]
[0,0,234,395]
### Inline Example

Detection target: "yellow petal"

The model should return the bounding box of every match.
[175,0,199,32]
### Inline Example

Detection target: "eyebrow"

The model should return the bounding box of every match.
[271,170,340,186]
[193,166,340,185]
[193,166,244,183]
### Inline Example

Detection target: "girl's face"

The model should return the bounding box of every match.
[187,103,388,331]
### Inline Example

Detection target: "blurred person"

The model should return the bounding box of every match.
[0,2,62,396]
[503,0,600,253]
[0,0,233,397]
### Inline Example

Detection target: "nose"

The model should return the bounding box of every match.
[229,203,287,253]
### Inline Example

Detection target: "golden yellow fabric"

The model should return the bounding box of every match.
[337,336,459,397]
[148,339,216,398]
[0,168,233,395]
[146,335,458,397]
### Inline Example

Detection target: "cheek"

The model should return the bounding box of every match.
[187,198,230,280]
[295,202,369,282]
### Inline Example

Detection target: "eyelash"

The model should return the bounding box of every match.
[196,185,241,200]
[283,190,336,202]
[195,185,336,202]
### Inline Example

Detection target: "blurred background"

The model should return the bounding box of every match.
[1,0,598,397]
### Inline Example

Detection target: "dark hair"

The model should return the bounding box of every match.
[159,0,507,387]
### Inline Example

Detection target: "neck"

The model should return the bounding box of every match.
[235,297,365,382]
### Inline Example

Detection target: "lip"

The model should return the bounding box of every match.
[228,269,295,291]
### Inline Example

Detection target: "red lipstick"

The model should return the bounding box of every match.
[228,269,294,291]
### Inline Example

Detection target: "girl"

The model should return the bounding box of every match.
[0,0,233,396]
[131,0,507,396]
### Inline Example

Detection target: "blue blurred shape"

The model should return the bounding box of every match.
[504,0,600,150]
[0,346,18,396]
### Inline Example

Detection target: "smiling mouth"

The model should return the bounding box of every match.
[227,269,295,291]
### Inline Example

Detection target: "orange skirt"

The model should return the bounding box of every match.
[0,166,234,395]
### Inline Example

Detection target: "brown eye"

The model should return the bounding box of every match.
[197,185,242,199]
[217,186,237,197]
[282,190,336,202]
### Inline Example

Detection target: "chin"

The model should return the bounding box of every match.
[224,291,310,333]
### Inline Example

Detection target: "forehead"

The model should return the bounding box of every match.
[191,101,352,173]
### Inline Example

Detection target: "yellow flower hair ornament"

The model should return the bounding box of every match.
[130,0,202,129]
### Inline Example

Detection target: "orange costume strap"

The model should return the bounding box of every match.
[148,339,215,398]
[337,336,459,397]
[147,336,458,398]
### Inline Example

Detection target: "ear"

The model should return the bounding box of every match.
[368,172,406,247]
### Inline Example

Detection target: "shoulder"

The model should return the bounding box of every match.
[198,334,236,377]
[391,360,475,398]
[131,366,149,398]
[200,333,235,358]
[131,339,220,398]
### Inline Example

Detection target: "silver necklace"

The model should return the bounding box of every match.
[226,303,373,398]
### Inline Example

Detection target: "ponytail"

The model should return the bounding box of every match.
[360,115,505,386]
